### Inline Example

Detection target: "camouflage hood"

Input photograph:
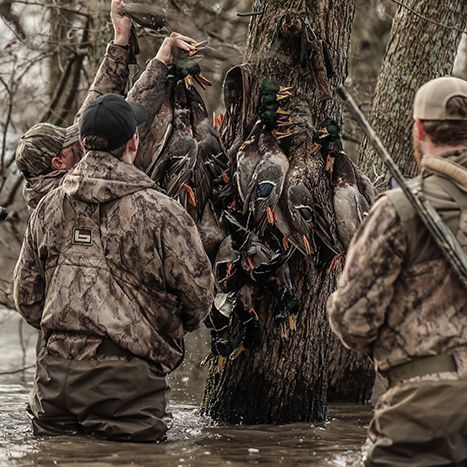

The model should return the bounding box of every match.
[62,150,155,204]
[23,170,66,209]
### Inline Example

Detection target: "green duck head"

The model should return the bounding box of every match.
[260,79,280,95]
[319,118,340,138]
[174,52,201,79]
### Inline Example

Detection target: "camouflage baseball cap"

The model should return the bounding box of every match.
[15,122,80,178]
[414,76,467,121]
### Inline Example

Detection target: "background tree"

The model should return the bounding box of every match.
[358,0,467,187]
[201,0,358,424]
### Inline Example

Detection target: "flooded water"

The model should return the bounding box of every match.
[0,307,370,466]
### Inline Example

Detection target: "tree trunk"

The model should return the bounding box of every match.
[326,0,397,405]
[201,0,357,424]
[344,0,395,162]
[359,0,467,185]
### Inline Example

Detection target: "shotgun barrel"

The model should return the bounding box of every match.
[337,85,467,289]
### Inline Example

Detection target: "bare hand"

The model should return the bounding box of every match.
[155,32,196,66]
[111,0,132,46]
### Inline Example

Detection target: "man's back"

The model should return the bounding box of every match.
[328,76,467,466]
[15,150,214,373]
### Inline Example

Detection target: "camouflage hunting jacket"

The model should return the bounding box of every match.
[14,151,214,373]
[22,42,131,210]
[327,151,467,373]
[126,56,169,170]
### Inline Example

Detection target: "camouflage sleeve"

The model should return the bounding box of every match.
[327,196,407,352]
[126,58,169,142]
[74,42,130,123]
[13,213,45,329]
[160,201,215,332]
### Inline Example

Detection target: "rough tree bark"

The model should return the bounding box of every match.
[359,0,467,186]
[201,0,357,424]
[326,0,398,405]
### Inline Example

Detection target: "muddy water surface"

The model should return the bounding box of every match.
[0,307,370,466]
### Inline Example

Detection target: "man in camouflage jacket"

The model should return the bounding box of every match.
[15,0,132,210]
[328,77,467,466]
[14,93,214,441]
[15,0,191,211]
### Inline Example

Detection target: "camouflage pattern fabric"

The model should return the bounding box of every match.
[74,42,131,124]
[126,57,170,167]
[16,42,130,188]
[327,151,467,466]
[22,170,66,210]
[15,123,79,179]
[327,151,467,373]
[362,375,467,466]
[14,150,214,373]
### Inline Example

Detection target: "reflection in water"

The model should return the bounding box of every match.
[0,308,369,466]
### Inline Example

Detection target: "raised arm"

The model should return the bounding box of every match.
[74,0,132,123]
[127,32,195,142]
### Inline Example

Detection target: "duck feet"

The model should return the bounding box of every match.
[327,250,346,274]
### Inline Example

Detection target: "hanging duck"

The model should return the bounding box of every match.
[197,200,225,262]
[258,79,294,140]
[243,129,289,235]
[204,292,238,367]
[332,151,371,249]
[312,118,343,176]
[235,121,263,207]
[229,282,262,360]
[159,107,198,202]
[186,85,229,221]
[214,234,242,294]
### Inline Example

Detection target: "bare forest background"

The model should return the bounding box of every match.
[1,0,467,421]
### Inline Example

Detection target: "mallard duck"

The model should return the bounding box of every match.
[222,64,254,149]
[160,108,198,201]
[238,234,299,336]
[229,283,261,359]
[197,201,225,262]
[332,151,371,249]
[283,181,317,256]
[243,129,289,234]
[174,48,211,90]
[280,151,339,261]
[186,85,229,220]
[313,118,343,176]
[204,293,238,360]
[214,234,241,294]
[235,121,263,207]
[258,79,296,140]
[119,2,169,31]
